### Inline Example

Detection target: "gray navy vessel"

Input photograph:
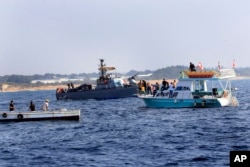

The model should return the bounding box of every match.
[56,59,138,100]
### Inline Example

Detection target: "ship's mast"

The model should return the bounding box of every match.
[100,59,105,79]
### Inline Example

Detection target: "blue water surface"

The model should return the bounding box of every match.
[0,79,250,167]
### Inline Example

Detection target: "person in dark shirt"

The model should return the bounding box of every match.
[146,82,152,95]
[153,82,160,96]
[161,78,169,90]
[9,100,14,111]
[70,82,74,89]
[29,101,35,111]
[189,62,196,71]
[162,78,167,87]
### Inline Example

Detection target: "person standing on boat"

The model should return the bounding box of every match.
[9,100,14,111]
[142,80,147,91]
[146,82,152,95]
[173,80,177,88]
[169,82,174,98]
[70,82,74,89]
[29,101,35,111]
[42,99,49,111]
[152,82,160,96]
[189,62,196,71]
[138,80,146,95]
[161,78,169,91]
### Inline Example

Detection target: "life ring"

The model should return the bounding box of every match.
[17,114,24,119]
[2,113,7,118]
[223,91,228,98]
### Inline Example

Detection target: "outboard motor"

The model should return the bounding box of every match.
[212,88,218,96]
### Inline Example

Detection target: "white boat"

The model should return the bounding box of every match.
[139,69,239,108]
[56,59,138,100]
[0,109,80,122]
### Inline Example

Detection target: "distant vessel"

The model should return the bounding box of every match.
[139,69,239,108]
[56,59,138,100]
[0,109,80,122]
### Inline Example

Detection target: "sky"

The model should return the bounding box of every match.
[1,0,250,75]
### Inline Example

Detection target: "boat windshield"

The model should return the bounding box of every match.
[175,86,190,91]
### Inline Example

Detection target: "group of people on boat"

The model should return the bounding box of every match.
[9,99,49,112]
[138,79,177,98]
[67,82,74,89]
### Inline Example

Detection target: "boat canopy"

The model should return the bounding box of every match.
[180,69,236,80]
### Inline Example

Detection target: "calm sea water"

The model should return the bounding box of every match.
[0,79,250,167]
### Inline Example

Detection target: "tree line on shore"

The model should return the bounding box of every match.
[1,66,250,85]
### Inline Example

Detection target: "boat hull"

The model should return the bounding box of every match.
[56,86,138,100]
[140,96,232,108]
[0,109,80,122]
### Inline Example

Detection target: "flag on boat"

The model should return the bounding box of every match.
[218,61,221,71]
[232,59,236,69]
[197,62,204,71]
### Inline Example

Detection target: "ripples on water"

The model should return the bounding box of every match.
[0,79,250,167]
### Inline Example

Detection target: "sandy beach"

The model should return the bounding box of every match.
[1,79,174,92]
[1,84,67,92]
[1,76,249,92]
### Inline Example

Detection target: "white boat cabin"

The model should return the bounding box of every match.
[155,78,231,99]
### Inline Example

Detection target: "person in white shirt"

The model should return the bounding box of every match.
[42,99,49,111]
[169,82,174,98]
